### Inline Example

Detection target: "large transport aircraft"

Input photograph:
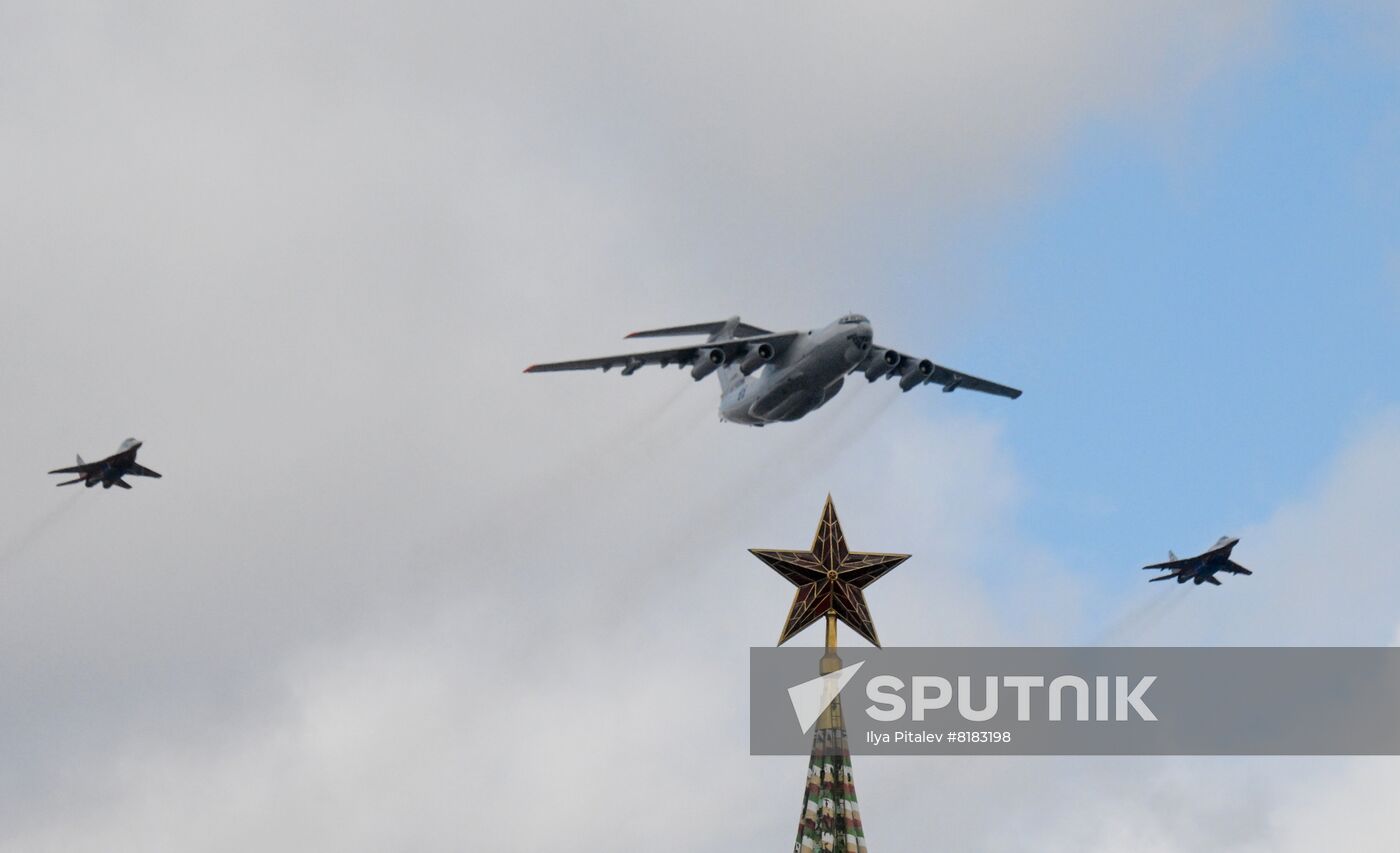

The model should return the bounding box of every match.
[526,314,1021,426]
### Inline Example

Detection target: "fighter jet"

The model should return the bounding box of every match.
[1143,536,1252,586]
[525,315,1020,425]
[48,438,162,489]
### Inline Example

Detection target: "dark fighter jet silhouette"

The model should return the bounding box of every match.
[1143,536,1253,586]
[48,438,162,490]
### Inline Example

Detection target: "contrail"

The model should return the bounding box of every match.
[625,380,693,430]
[810,383,900,464]
[0,493,85,574]
[1092,587,1192,645]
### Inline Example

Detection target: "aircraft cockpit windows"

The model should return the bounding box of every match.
[839,314,869,325]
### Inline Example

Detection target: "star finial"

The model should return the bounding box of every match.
[750,495,909,647]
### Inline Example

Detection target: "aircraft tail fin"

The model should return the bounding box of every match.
[76,454,84,466]
[1168,550,1177,562]
[626,317,771,341]
[708,316,742,343]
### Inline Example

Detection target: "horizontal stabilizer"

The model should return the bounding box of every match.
[113,478,131,489]
[525,332,797,376]
[49,463,95,475]
[626,320,771,340]
[1204,575,1222,586]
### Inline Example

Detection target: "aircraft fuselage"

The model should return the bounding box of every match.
[718,318,873,425]
[1180,538,1239,584]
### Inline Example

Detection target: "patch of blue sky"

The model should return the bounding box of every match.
[908,5,1400,587]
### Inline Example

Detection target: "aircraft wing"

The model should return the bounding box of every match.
[128,463,162,478]
[525,332,799,375]
[1142,557,1197,571]
[924,363,1022,399]
[874,348,1022,399]
[1222,560,1252,575]
[48,461,101,476]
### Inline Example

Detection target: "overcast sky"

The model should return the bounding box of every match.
[1,2,1399,850]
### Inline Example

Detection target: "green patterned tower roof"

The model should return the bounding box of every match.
[793,695,867,853]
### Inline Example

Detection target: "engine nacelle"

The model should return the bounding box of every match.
[898,359,934,391]
[864,348,901,381]
[690,347,726,380]
[738,343,775,376]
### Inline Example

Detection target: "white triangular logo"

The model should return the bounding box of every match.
[787,661,866,733]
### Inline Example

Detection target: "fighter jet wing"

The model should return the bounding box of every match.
[875,348,1022,399]
[128,463,162,478]
[1142,557,1197,571]
[49,458,102,487]
[525,332,799,375]
[48,461,101,476]
[1221,560,1252,575]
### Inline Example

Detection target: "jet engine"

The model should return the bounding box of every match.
[738,343,775,376]
[690,347,726,380]
[864,348,901,381]
[898,359,934,391]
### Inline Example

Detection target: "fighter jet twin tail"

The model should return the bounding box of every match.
[525,314,1021,426]
[48,438,162,490]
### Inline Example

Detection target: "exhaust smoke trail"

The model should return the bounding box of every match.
[808,383,900,465]
[1092,586,1192,645]
[0,493,85,575]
